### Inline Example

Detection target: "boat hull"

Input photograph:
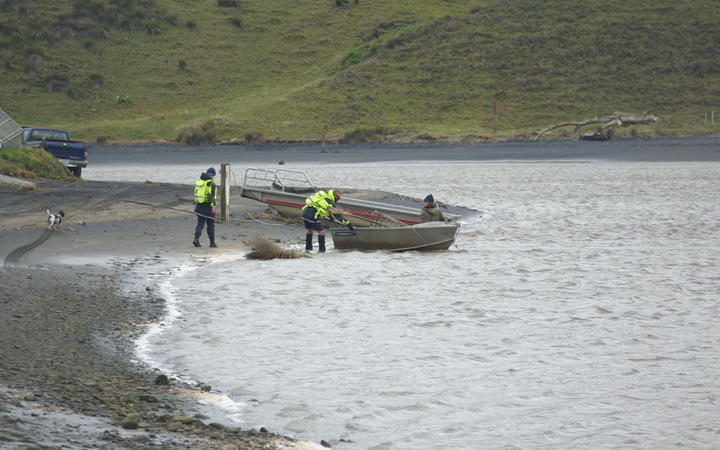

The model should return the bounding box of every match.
[240,186,456,227]
[329,222,459,251]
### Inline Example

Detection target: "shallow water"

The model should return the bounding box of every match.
[95,161,720,449]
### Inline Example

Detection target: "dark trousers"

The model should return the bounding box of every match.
[194,204,215,242]
[302,207,324,231]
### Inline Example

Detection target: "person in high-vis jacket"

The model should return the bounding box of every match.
[301,189,351,252]
[193,167,218,248]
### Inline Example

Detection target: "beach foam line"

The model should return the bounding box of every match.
[132,252,250,425]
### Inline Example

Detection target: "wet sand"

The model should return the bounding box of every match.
[0,179,327,449]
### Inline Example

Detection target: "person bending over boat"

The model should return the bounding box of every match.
[193,167,218,248]
[302,189,350,252]
[421,194,445,222]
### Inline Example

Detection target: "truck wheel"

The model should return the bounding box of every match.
[71,167,82,177]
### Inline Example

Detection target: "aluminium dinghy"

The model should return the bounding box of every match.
[329,222,459,251]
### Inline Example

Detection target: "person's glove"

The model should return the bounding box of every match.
[341,219,350,226]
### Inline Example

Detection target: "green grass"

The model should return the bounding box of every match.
[291,1,720,139]
[0,147,74,180]
[1,0,719,142]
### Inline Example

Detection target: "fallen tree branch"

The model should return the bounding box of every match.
[534,114,658,141]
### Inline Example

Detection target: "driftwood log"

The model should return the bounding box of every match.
[534,114,658,141]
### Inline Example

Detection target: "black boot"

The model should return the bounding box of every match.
[318,235,326,253]
[305,233,313,251]
[193,235,201,247]
[208,227,216,248]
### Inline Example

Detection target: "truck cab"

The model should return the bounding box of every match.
[22,127,88,177]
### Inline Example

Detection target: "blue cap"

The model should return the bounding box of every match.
[424,194,434,203]
[207,167,216,175]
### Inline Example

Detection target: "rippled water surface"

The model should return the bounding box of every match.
[115,162,719,449]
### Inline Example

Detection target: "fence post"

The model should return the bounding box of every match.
[492,100,497,135]
[220,163,230,222]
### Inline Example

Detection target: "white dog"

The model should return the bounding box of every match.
[46,209,64,231]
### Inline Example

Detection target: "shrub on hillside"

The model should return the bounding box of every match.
[217,0,239,7]
[244,131,264,145]
[0,0,22,12]
[177,119,222,145]
[67,0,176,34]
[88,73,104,87]
[145,22,162,35]
[340,127,391,143]
[44,74,70,92]
[0,23,21,37]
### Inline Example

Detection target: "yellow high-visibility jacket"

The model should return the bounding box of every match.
[194,176,217,207]
[302,190,337,219]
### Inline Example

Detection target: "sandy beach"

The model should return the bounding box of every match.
[0,178,328,449]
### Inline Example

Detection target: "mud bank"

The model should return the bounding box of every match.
[0,179,336,449]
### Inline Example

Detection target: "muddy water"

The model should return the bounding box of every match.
[92,160,720,449]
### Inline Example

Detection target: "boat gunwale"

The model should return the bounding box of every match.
[239,185,460,220]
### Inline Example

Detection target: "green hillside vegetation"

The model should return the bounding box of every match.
[0,147,75,180]
[1,0,719,143]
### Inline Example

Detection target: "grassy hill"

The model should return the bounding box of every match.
[1,0,719,143]
[0,146,75,180]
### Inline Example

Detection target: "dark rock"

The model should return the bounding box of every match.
[172,414,195,425]
[321,440,332,448]
[100,430,120,441]
[154,374,169,385]
[121,417,139,429]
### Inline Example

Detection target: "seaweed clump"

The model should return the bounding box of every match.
[245,235,304,260]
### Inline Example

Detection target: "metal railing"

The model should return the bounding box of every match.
[0,108,23,148]
[242,168,316,192]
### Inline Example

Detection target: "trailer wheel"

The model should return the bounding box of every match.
[71,167,82,177]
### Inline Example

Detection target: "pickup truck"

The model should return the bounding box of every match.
[22,127,88,177]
